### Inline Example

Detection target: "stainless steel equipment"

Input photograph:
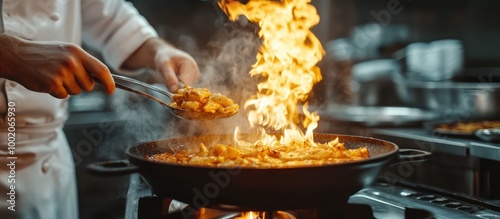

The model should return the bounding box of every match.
[393,72,500,120]
[350,59,403,106]
[318,105,439,127]
[474,128,500,142]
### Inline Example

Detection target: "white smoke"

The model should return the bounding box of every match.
[172,21,261,137]
[99,21,262,158]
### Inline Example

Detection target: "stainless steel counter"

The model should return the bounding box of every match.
[469,142,500,161]
[370,128,500,161]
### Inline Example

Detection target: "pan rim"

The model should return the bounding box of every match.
[126,133,399,170]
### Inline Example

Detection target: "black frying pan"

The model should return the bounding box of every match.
[88,133,430,210]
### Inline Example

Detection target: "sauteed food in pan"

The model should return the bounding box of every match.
[436,120,500,134]
[148,137,369,168]
[168,85,239,119]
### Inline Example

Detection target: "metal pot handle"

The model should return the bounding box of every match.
[391,149,432,166]
[87,160,140,176]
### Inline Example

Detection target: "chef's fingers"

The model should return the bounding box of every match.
[78,50,115,94]
[72,60,95,92]
[66,54,94,92]
[64,82,82,95]
[49,80,69,99]
[177,60,201,86]
[60,68,82,95]
[75,73,95,92]
[50,90,69,99]
[158,62,180,92]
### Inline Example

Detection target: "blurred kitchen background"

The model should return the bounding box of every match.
[64,0,500,218]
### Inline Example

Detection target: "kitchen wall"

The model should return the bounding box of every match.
[127,0,222,55]
[128,0,500,66]
[315,0,500,66]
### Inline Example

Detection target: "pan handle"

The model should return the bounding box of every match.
[87,160,140,176]
[391,149,432,166]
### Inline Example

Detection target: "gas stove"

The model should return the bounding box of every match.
[122,126,500,219]
[124,173,500,219]
[124,174,406,219]
[350,182,500,219]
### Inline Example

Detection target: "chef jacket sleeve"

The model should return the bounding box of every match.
[81,0,159,75]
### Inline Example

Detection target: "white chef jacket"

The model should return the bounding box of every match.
[0,0,158,218]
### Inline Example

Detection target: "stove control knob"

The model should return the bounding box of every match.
[457,205,475,212]
[416,195,437,201]
[474,213,500,219]
[430,197,449,204]
[400,190,419,197]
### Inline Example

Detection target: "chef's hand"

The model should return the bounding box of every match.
[121,37,200,92]
[0,33,115,98]
[154,44,200,92]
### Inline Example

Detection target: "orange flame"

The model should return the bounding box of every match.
[220,0,324,146]
[235,211,266,219]
[238,211,257,219]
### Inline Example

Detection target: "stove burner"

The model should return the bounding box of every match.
[137,197,376,219]
[217,211,295,219]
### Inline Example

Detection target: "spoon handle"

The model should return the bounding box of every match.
[110,74,174,99]
[92,75,171,108]
[114,83,171,108]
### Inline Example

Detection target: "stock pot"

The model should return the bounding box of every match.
[393,71,500,120]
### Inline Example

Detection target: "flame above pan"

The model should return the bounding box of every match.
[219,0,325,147]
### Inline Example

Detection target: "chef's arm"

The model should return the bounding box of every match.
[81,0,200,92]
[120,37,200,92]
[0,33,115,98]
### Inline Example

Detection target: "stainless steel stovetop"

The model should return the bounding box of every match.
[349,182,500,219]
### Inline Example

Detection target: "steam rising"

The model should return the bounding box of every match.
[100,89,168,159]
[177,21,261,136]
[100,21,261,157]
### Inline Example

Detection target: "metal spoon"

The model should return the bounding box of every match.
[474,128,500,142]
[96,74,236,120]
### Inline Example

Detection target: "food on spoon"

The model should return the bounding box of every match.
[168,85,239,118]
[147,138,369,168]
